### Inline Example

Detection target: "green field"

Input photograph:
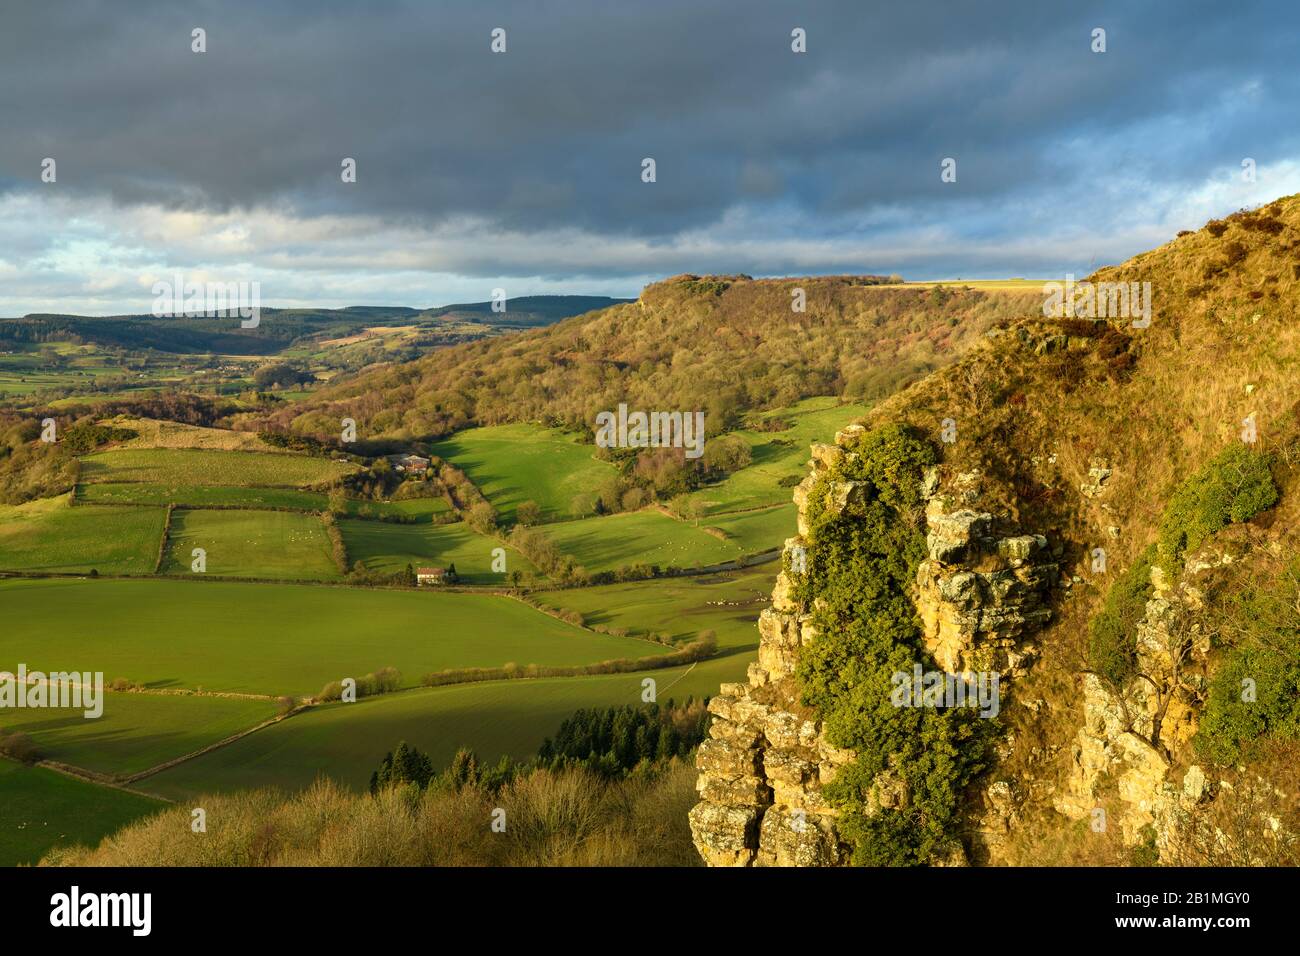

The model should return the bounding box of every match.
[430,423,616,522]
[534,564,773,650]
[540,509,742,573]
[346,496,452,519]
[0,693,281,777]
[0,498,166,573]
[140,669,707,799]
[160,509,341,580]
[78,483,331,511]
[80,448,354,487]
[702,503,796,554]
[77,482,451,520]
[686,397,871,515]
[0,578,662,697]
[0,760,164,866]
[339,518,535,583]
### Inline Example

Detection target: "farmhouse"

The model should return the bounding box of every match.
[416,566,447,585]
[393,454,431,474]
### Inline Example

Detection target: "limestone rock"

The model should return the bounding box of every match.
[926,509,992,563]
[1080,459,1112,498]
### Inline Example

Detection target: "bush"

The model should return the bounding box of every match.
[1088,545,1155,688]
[318,666,401,702]
[1194,560,1300,766]
[0,729,41,764]
[1156,445,1277,575]
[794,423,991,865]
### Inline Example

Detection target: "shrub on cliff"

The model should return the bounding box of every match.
[1088,544,1156,688]
[1195,559,1300,766]
[795,423,993,865]
[1156,445,1277,575]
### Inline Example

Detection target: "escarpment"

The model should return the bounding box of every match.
[689,424,1059,866]
[694,195,1300,866]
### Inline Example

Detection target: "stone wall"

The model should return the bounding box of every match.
[689,424,1058,866]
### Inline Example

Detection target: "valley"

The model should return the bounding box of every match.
[0,276,1037,864]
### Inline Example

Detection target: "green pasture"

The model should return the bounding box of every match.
[80,448,354,487]
[540,510,740,573]
[0,693,280,778]
[339,518,533,583]
[0,578,660,697]
[160,509,340,580]
[533,564,774,650]
[702,503,796,554]
[430,423,615,523]
[140,669,705,799]
[686,397,870,515]
[0,498,166,574]
[0,760,164,866]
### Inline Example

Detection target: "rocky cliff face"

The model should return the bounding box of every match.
[1054,538,1294,863]
[689,424,1058,866]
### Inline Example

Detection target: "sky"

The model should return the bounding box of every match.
[2,0,1299,316]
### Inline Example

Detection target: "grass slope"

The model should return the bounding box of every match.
[80,448,353,487]
[429,423,616,522]
[0,578,662,696]
[140,670,700,799]
[541,509,741,572]
[0,497,165,573]
[160,509,340,580]
[0,760,163,866]
[0,693,281,777]
[339,518,532,583]
[687,397,872,515]
[533,565,773,651]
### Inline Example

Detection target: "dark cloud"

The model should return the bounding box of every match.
[1,0,1299,301]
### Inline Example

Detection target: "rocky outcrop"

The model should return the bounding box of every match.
[689,426,1058,866]
[916,486,1056,677]
[1056,545,1225,850]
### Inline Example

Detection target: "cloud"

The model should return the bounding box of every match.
[2,0,1299,313]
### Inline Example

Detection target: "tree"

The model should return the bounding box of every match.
[465,501,497,534]
[516,500,542,526]
[327,487,349,516]
[369,740,433,793]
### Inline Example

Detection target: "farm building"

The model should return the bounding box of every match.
[415,567,447,585]
[393,454,431,474]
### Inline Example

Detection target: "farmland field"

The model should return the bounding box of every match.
[0,578,663,696]
[78,482,450,520]
[79,482,331,511]
[344,496,452,519]
[0,693,281,777]
[0,760,164,867]
[80,448,355,487]
[160,509,341,580]
[339,518,533,583]
[140,669,705,799]
[430,423,616,522]
[534,564,774,650]
[539,509,741,573]
[685,397,871,515]
[0,497,166,574]
[702,503,796,554]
